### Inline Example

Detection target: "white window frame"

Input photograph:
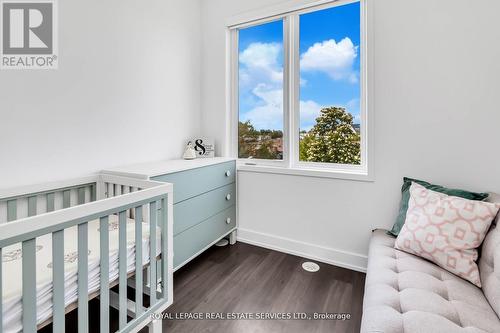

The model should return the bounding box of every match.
[227,0,374,181]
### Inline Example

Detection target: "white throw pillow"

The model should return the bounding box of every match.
[395,182,500,287]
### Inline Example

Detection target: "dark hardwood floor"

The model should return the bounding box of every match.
[163,242,366,333]
[39,242,365,333]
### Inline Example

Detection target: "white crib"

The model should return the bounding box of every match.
[0,174,173,333]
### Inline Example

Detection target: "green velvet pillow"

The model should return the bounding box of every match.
[388,177,489,237]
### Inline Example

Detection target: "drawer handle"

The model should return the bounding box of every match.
[226,194,231,201]
[225,170,231,177]
[226,218,231,224]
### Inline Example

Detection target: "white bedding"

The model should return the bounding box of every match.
[1,215,162,333]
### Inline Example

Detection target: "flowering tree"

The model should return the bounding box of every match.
[300,107,361,165]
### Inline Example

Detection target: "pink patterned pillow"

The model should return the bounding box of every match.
[395,182,500,287]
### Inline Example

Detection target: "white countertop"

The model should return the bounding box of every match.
[102,157,236,178]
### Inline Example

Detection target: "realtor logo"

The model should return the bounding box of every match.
[1,0,58,69]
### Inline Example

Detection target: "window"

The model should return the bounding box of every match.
[230,0,370,178]
[299,4,361,165]
[238,20,284,160]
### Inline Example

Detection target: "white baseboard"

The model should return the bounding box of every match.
[236,228,367,273]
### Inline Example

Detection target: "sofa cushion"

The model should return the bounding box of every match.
[479,193,500,317]
[362,230,500,333]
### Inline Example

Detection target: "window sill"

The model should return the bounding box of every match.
[237,163,374,182]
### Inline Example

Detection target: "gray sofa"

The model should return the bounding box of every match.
[361,194,500,333]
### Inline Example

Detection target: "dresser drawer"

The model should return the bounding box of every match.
[151,161,236,203]
[173,206,236,269]
[174,183,235,235]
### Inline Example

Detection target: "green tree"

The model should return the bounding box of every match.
[255,141,280,160]
[269,130,283,139]
[239,120,258,138]
[238,121,258,158]
[299,131,313,161]
[300,107,361,165]
[239,121,283,159]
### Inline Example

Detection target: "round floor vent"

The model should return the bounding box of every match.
[302,262,320,272]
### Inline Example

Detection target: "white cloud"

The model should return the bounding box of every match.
[239,42,284,130]
[300,37,358,83]
[240,84,283,130]
[239,42,283,89]
[240,42,281,69]
[346,98,361,124]
[299,100,324,131]
[240,86,324,131]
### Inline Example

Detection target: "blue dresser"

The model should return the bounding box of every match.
[103,158,237,270]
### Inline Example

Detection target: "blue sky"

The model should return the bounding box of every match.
[239,2,360,131]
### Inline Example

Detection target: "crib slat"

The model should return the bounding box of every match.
[161,197,168,297]
[22,239,37,333]
[27,196,37,217]
[108,183,114,197]
[122,186,132,218]
[46,193,55,212]
[129,188,138,219]
[52,230,65,333]
[90,184,96,202]
[119,211,127,329]
[62,190,71,209]
[84,186,91,203]
[35,195,46,215]
[0,248,3,333]
[149,201,157,305]
[54,192,63,210]
[0,202,6,224]
[7,200,16,222]
[135,206,144,316]
[78,223,89,333]
[77,187,86,205]
[70,189,78,207]
[17,198,27,219]
[99,216,110,333]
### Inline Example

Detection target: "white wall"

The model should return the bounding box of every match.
[201,0,500,271]
[0,0,202,188]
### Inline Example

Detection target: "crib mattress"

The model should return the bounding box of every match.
[1,215,162,333]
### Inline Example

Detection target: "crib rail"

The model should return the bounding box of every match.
[0,174,164,223]
[0,176,98,223]
[0,175,173,333]
[99,174,159,200]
